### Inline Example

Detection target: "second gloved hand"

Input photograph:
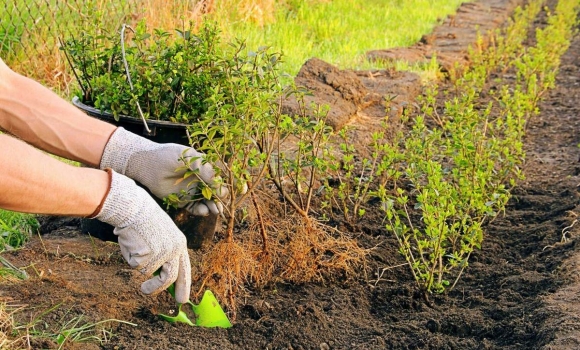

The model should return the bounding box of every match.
[92,169,191,303]
[99,127,227,216]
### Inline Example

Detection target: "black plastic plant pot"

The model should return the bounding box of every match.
[72,97,216,250]
[72,96,191,144]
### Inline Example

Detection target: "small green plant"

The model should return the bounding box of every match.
[269,93,333,220]
[319,126,388,224]
[180,41,334,235]
[0,210,38,252]
[62,20,224,123]
[180,42,289,239]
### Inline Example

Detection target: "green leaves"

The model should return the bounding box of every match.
[180,38,293,233]
[62,20,223,123]
[0,210,38,252]
[377,0,574,295]
[201,186,213,201]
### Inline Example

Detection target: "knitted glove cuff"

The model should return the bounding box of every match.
[92,169,146,228]
[88,168,113,218]
[99,127,156,174]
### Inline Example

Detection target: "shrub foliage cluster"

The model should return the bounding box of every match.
[60,0,579,307]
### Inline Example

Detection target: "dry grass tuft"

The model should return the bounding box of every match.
[232,0,276,27]
[136,0,215,31]
[9,36,74,95]
[0,303,26,350]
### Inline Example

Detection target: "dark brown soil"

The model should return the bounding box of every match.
[2,0,580,349]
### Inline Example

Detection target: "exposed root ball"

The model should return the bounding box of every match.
[277,217,368,284]
[197,240,256,318]
[196,214,368,318]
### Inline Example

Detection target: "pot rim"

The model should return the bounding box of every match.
[72,96,189,129]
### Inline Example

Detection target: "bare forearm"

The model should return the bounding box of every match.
[0,62,116,167]
[0,134,109,216]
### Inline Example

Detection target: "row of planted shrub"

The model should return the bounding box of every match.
[161,0,578,310]
[372,0,578,293]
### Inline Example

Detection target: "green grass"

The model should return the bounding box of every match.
[4,0,467,91]
[8,303,137,348]
[216,0,468,76]
[0,210,38,280]
[0,209,38,252]
[0,0,41,54]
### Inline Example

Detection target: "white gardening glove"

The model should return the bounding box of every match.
[92,169,192,303]
[99,127,226,216]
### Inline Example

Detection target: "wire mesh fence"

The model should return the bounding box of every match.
[2,1,136,58]
[1,0,137,70]
[1,0,207,91]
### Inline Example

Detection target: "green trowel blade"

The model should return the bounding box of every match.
[191,290,232,328]
[158,282,232,328]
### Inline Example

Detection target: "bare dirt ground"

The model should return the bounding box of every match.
[2,0,580,349]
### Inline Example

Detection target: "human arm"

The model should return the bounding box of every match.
[0,133,191,302]
[0,58,116,167]
[0,133,108,215]
[0,58,225,214]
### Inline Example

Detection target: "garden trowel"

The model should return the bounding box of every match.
[158,281,232,328]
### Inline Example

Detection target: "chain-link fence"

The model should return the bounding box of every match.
[1,0,139,89]
[1,0,208,90]
[1,1,137,60]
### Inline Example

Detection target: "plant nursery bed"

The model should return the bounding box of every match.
[2,0,580,349]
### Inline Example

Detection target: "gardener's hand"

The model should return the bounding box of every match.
[99,127,226,216]
[92,169,191,303]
